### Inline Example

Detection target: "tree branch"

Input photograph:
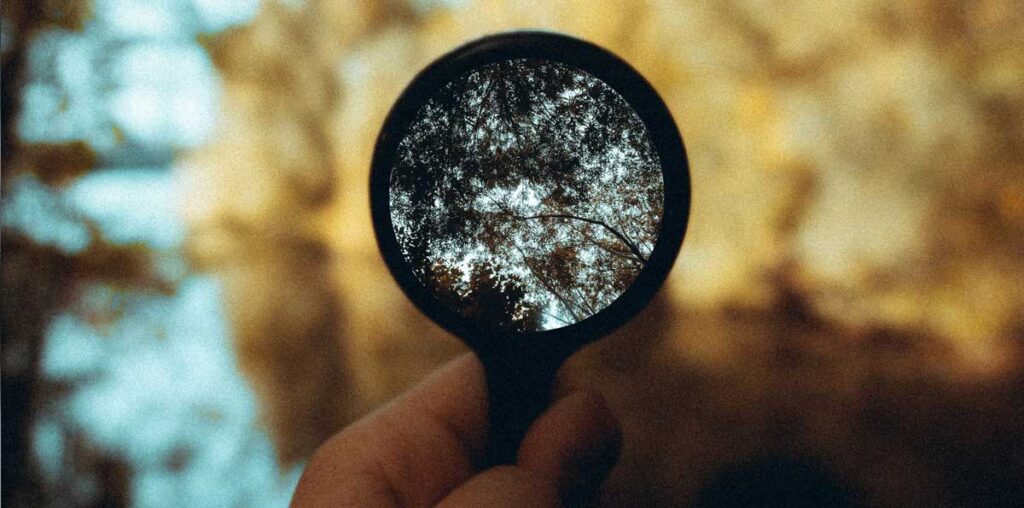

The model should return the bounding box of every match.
[502,213,649,265]
[503,234,586,322]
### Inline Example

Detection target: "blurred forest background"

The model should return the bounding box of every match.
[2,0,1022,506]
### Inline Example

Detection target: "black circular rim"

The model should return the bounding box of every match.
[370,31,690,359]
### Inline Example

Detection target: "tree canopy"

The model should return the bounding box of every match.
[390,58,663,331]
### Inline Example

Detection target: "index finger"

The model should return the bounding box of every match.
[291,352,488,507]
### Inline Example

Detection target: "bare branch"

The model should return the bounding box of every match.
[500,212,649,265]
[501,231,586,321]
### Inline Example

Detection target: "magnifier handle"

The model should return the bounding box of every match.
[480,352,559,468]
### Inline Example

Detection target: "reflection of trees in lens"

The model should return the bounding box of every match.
[390,58,663,331]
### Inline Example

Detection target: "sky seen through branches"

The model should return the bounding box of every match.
[390,58,664,331]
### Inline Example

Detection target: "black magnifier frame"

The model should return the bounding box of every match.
[370,31,690,466]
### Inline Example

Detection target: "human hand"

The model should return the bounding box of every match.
[291,353,622,507]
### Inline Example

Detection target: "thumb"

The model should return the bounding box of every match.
[438,391,622,507]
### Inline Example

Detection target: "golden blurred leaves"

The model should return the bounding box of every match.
[181,0,1024,502]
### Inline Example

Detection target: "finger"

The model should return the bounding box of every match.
[437,466,561,508]
[517,391,622,505]
[438,392,622,507]
[291,352,488,507]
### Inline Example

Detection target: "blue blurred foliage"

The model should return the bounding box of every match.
[2,0,304,506]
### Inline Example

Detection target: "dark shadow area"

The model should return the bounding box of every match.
[692,456,857,508]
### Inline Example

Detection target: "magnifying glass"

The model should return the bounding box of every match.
[370,31,690,466]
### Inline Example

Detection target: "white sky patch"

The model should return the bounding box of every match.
[1,174,92,254]
[541,301,571,330]
[107,41,220,147]
[64,168,186,250]
[559,87,583,100]
[454,250,482,284]
[509,181,542,209]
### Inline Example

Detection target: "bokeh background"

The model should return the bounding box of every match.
[2,0,1022,506]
